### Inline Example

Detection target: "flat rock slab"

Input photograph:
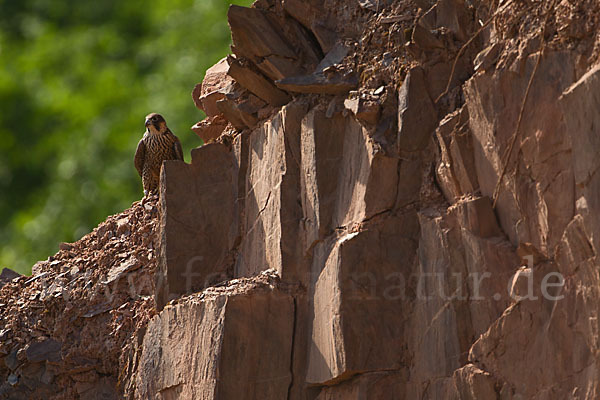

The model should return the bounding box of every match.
[465,50,576,251]
[306,214,419,384]
[228,5,296,61]
[236,102,307,282]
[227,56,291,106]
[134,285,294,399]
[157,143,236,309]
[397,67,437,153]
[300,108,398,252]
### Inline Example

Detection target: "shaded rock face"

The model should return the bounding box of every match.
[4,1,600,399]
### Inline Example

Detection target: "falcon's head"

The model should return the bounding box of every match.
[145,113,167,135]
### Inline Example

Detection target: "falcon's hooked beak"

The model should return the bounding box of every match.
[145,118,152,128]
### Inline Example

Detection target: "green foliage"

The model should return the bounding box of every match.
[0,0,252,274]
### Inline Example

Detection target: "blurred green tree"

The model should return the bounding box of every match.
[0,0,252,274]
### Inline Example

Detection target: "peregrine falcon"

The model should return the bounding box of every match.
[134,113,184,196]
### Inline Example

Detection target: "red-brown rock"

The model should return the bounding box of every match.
[226,56,291,106]
[300,108,398,251]
[191,114,228,143]
[236,101,308,283]
[156,144,236,309]
[397,67,437,153]
[276,72,358,95]
[196,57,235,117]
[134,275,294,399]
[306,214,419,384]
[465,51,576,252]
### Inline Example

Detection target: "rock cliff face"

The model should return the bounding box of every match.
[2,0,600,399]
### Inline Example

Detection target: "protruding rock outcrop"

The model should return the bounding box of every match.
[134,271,295,399]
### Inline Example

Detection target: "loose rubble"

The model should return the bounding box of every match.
[0,197,159,399]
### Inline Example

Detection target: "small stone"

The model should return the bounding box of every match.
[7,373,18,386]
[0,329,11,341]
[30,262,46,276]
[116,218,131,236]
[59,242,73,251]
[16,347,27,361]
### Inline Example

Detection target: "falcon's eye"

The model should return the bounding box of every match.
[152,116,158,122]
